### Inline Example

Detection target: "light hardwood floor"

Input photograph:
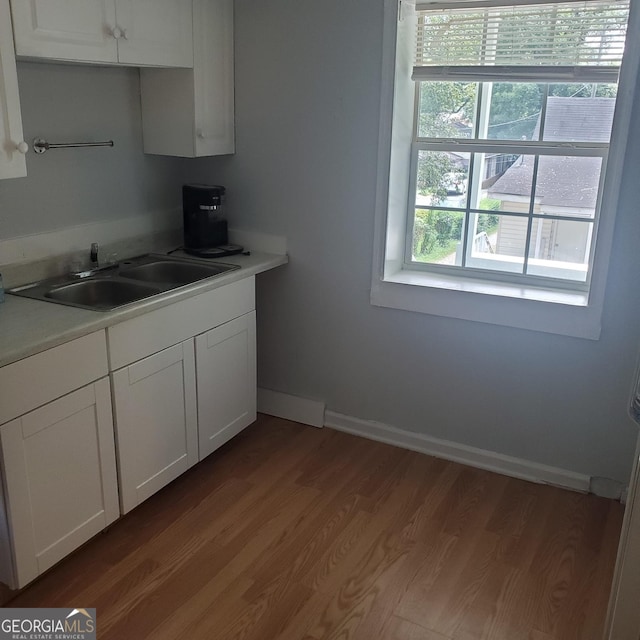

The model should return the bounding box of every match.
[6,415,623,640]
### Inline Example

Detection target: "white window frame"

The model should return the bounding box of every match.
[371,0,640,339]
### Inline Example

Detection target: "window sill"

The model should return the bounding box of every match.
[386,269,588,305]
[370,268,601,339]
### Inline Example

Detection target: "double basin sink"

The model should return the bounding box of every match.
[8,254,240,311]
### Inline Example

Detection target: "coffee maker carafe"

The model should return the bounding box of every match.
[182,184,243,258]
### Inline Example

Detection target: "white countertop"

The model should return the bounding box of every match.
[0,251,287,368]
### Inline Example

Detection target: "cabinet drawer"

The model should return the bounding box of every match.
[108,277,255,370]
[0,331,108,426]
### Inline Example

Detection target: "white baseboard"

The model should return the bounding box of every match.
[324,411,591,493]
[257,388,325,428]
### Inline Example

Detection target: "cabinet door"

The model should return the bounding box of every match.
[112,340,198,514]
[0,0,27,179]
[195,312,257,460]
[193,0,234,156]
[0,378,119,588]
[10,0,118,63]
[140,0,234,157]
[114,0,193,68]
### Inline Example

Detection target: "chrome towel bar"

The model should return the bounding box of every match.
[33,138,114,154]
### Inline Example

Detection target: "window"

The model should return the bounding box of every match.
[371,0,638,338]
[410,0,628,287]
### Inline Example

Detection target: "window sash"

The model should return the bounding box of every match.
[405,139,608,289]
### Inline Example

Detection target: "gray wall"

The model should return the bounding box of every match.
[187,0,640,483]
[0,62,185,239]
[2,4,637,484]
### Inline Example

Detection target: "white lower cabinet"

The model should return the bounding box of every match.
[196,312,256,460]
[0,279,259,588]
[108,280,257,510]
[0,378,119,588]
[111,340,198,514]
[111,311,257,510]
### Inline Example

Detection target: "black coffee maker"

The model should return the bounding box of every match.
[182,184,243,258]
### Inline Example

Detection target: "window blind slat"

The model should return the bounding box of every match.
[411,64,620,82]
[415,0,630,68]
[416,0,613,9]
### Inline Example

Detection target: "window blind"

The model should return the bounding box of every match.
[413,0,630,82]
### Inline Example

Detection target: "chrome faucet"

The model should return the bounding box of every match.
[90,243,99,267]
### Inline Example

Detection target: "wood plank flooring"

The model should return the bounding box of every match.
[6,415,623,640]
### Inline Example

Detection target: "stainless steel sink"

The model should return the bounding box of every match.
[119,260,235,286]
[45,279,162,310]
[8,254,241,311]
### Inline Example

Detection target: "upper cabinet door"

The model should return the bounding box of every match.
[140,0,234,157]
[10,0,119,63]
[0,0,27,179]
[114,0,193,68]
[193,0,234,156]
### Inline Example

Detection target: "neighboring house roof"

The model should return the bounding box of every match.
[490,154,603,209]
[488,97,615,209]
[539,97,615,143]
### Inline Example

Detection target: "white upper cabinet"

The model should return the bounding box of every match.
[8,0,231,158]
[10,0,119,64]
[9,0,193,67]
[114,0,193,68]
[192,0,234,156]
[140,0,234,157]
[0,0,27,179]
